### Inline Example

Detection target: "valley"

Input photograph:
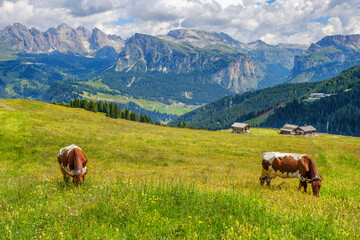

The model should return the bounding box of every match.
[1,23,360,125]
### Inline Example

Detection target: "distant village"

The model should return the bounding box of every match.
[231,122,317,135]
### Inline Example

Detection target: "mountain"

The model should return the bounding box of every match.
[2,23,359,124]
[158,29,242,49]
[102,32,268,104]
[170,65,360,131]
[243,40,307,87]
[159,29,307,88]
[290,34,360,82]
[111,29,307,102]
[0,25,306,105]
[115,33,266,94]
[0,23,124,57]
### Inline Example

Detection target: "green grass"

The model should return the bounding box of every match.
[0,99,359,239]
[246,114,270,126]
[0,49,19,61]
[81,91,193,116]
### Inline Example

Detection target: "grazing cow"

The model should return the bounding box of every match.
[260,152,323,196]
[57,144,88,186]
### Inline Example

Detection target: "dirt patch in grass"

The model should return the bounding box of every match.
[0,103,15,111]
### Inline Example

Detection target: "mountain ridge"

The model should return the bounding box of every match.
[0,23,124,56]
[290,34,360,83]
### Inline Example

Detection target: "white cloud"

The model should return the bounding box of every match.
[322,17,343,35]
[0,0,360,44]
[0,0,34,24]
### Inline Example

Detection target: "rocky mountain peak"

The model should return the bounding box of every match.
[57,23,72,31]
[159,29,242,48]
[291,34,360,83]
[307,34,360,54]
[245,40,270,50]
[75,26,91,39]
[12,22,28,31]
[0,23,124,55]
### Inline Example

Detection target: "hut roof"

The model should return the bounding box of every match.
[280,124,299,131]
[231,122,249,129]
[299,125,317,132]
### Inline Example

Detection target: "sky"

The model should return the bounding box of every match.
[0,0,359,45]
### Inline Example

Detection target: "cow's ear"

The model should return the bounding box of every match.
[66,171,75,177]
[320,175,324,181]
[83,169,88,176]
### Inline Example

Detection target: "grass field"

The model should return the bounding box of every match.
[81,81,194,116]
[0,99,359,239]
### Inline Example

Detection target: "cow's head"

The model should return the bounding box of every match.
[306,175,324,197]
[67,169,88,186]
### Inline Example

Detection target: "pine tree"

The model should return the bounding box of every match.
[125,109,130,120]
[109,103,116,118]
[130,112,138,121]
[105,104,111,117]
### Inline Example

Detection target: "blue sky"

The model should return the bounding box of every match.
[0,0,359,45]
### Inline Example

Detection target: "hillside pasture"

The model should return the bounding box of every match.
[0,99,359,239]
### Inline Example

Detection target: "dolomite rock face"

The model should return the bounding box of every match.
[211,58,266,93]
[290,34,360,83]
[0,23,124,56]
[116,33,266,93]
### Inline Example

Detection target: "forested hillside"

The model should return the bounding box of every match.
[171,65,360,132]
[169,82,318,129]
[261,86,360,136]
[260,65,360,136]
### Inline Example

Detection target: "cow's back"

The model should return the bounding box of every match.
[262,152,305,163]
[261,152,306,179]
[58,145,87,172]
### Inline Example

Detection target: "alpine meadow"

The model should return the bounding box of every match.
[2,1,360,239]
[1,99,359,239]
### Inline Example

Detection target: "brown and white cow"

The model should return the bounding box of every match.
[260,152,323,196]
[57,144,88,186]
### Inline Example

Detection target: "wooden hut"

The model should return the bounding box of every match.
[296,125,317,135]
[280,124,299,134]
[231,123,250,133]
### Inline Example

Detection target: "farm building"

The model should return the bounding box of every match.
[296,125,317,135]
[231,122,250,133]
[280,124,299,134]
[309,93,333,99]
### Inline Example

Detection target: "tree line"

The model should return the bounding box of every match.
[52,98,198,129]
[53,99,154,124]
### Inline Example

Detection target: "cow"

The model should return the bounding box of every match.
[57,144,88,186]
[260,152,323,196]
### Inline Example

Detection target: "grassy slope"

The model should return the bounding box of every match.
[0,99,359,239]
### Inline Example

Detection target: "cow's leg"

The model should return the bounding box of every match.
[303,181,307,193]
[266,177,271,186]
[260,176,266,186]
[298,180,307,193]
[60,166,70,182]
